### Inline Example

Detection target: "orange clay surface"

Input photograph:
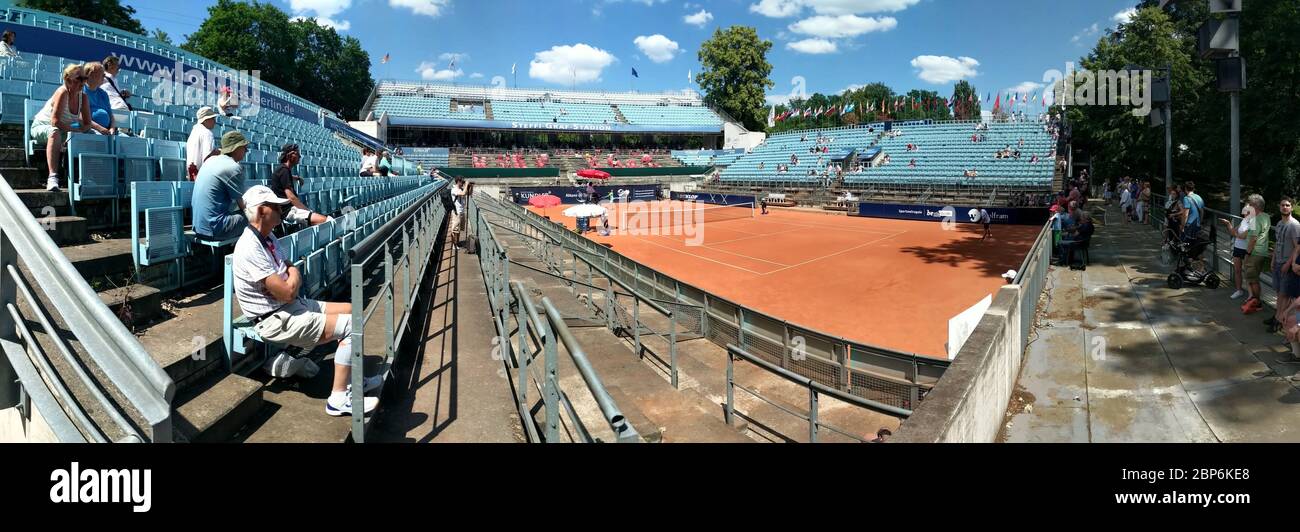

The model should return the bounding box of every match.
[529,201,1040,359]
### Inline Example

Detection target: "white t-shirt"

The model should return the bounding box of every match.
[980,209,992,224]
[1235,218,1251,250]
[232,228,289,319]
[102,72,129,111]
[451,183,466,214]
[1120,188,1132,206]
[186,123,215,171]
[360,154,378,174]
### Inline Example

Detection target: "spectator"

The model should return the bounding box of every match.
[980,208,992,241]
[100,55,132,112]
[1138,182,1152,224]
[186,107,220,180]
[1119,182,1133,220]
[1180,181,1205,243]
[0,31,17,58]
[1269,198,1300,333]
[1059,210,1094,269]
[1241,194,1271,315]
[31,64,93,191]
[450,177,468,244]
[232,186,381,416]
[1102,179,1114,206]
[80,62,116,134]
[192,131,253,242]
[1165,185,1185,237]
[270,144,330,228]
[218,86,239,117]
[359,148,378,176]
[378,151,394,176]
[1221,203,1254,301]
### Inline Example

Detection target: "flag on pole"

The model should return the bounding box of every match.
[381,53,390,64]
[632,68,639,78]
[511,63,517,75]
[688,70,693,84]
[993,91,1001,114]
[448,57,457,71]
[768,106,776,128]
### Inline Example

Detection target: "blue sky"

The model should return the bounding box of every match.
[124,0,1143,105]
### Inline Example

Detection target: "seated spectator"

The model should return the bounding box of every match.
[0,31,17,58]
[359,148,378,176]
[233,186,381,416]
[31,64,93,191]
[908,159,917,168]
[192,131,253,242]
[271,144,331,228]
[80,62,117,135]
[1058,211,1094,269]
[101,55,133,112]
[186,106,220,180]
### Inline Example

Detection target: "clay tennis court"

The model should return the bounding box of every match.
[529,200,1041,358]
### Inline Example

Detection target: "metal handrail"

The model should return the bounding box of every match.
[0,172,173,442]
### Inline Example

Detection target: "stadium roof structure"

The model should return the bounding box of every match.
[361,80,726,134]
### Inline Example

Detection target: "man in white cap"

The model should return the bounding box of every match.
[186,106,220,180]
[233,185,382,416]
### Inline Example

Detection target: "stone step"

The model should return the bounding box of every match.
[132,286,227,390]
[0,147,26,164]
[99,283,163,328]
[604,386,663,443]
[41,215,90,245]
[60,237,135,280]
[172,373,264,443]
[3,167,49,189]
[15,188,69,212]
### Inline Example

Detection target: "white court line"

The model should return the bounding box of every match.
[705,227,805,246]
[746,218,900,236]
[642,233,794,267]
[628,234,774,276]
[762,231,909,276]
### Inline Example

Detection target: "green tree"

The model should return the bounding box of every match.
[183,0,375,119]
[696,26,774,132]
[951,80,981,120]
[152,28,173,46]
[18,0,146,35]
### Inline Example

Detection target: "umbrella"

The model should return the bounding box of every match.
[528,194,562,217]
[577,169,611,180]
[563,204,608,218]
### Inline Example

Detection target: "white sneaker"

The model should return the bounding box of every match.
[264,352,310,379]
[45,176,59,191]
[346,374,384,394]
[326,392,379,417]
[1230,290,1246,300]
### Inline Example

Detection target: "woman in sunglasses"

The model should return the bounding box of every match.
[30,64,94,191]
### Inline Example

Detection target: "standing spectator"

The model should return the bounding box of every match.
[218,86,239,117]
[1242,195,1271,315]
[232,186,381,416]
[100,56,133,112]
[1164,185,1185,237]
[1221,204,1253,301]
[1180,181,1205,242]
[0,31,18,58]
[585,181,597,204]
[450,177,467,245]
[192,131,252,242]
[186,107,220,180]
[80,62,116,135]
[1119,182,1133,221]
[270,144,330,228]
[1268,198,1300,332]
[1137,181,1152,224]
[31,64,93,191]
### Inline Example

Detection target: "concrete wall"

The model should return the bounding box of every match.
[350,119,385,143]
[723,121,766,151]
[0,406,60,443]
[894,286,1025,443]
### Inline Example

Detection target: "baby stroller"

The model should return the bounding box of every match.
[1163,226,1221,289]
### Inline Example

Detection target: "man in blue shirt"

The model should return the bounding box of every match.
[192,131,251,241]
[1180,181,1205,242]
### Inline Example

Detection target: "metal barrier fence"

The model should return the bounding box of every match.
[1012,221,1055,350]
[345,180,450,442]
[470,197,641,443]
[0,174,173,442]
[725,345,912,442]
[487,195,948,412]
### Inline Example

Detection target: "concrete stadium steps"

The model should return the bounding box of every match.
[611,105,628,124]
[484,100,494,121]
[172,373,264,443]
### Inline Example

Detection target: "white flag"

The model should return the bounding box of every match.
[512,63,517,75]
[688,70,693,84]
[767,106,776,128]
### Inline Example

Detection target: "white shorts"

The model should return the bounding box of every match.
[253,298,329,349]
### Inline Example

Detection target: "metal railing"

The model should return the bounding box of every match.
[0,174,173,442]
[345,180,450,442]
[470,198,640,442]
[725,345,911,442]
[1012,221,1056,349]
[485,194,947,412]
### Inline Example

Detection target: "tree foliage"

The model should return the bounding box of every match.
[182,0,375,119]
[696,26,775,132]
[1066,1,1300,206]
[768,81,979,134]
[18,0,146,35]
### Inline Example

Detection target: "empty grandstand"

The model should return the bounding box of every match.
[361,81,727,148]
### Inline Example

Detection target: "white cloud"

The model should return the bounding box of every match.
[389,0,451,17]
[529,43,617,84]
[1072,23,1100,44]
[684,9,713,27]
[750,0,803,18]
[787,38,838,54]
[288,0,352,30]
[290,15,351,31]
[1006,81,1043,94]
[750,0,919,18]
[470,72,484,79]
[634,34,680,63]
[416,62,463,81]
[1113,7,1137,25]
[789,14,896,38]
[910,55,980,84]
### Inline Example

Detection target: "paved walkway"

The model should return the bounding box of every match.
[1007,205,1300,443]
